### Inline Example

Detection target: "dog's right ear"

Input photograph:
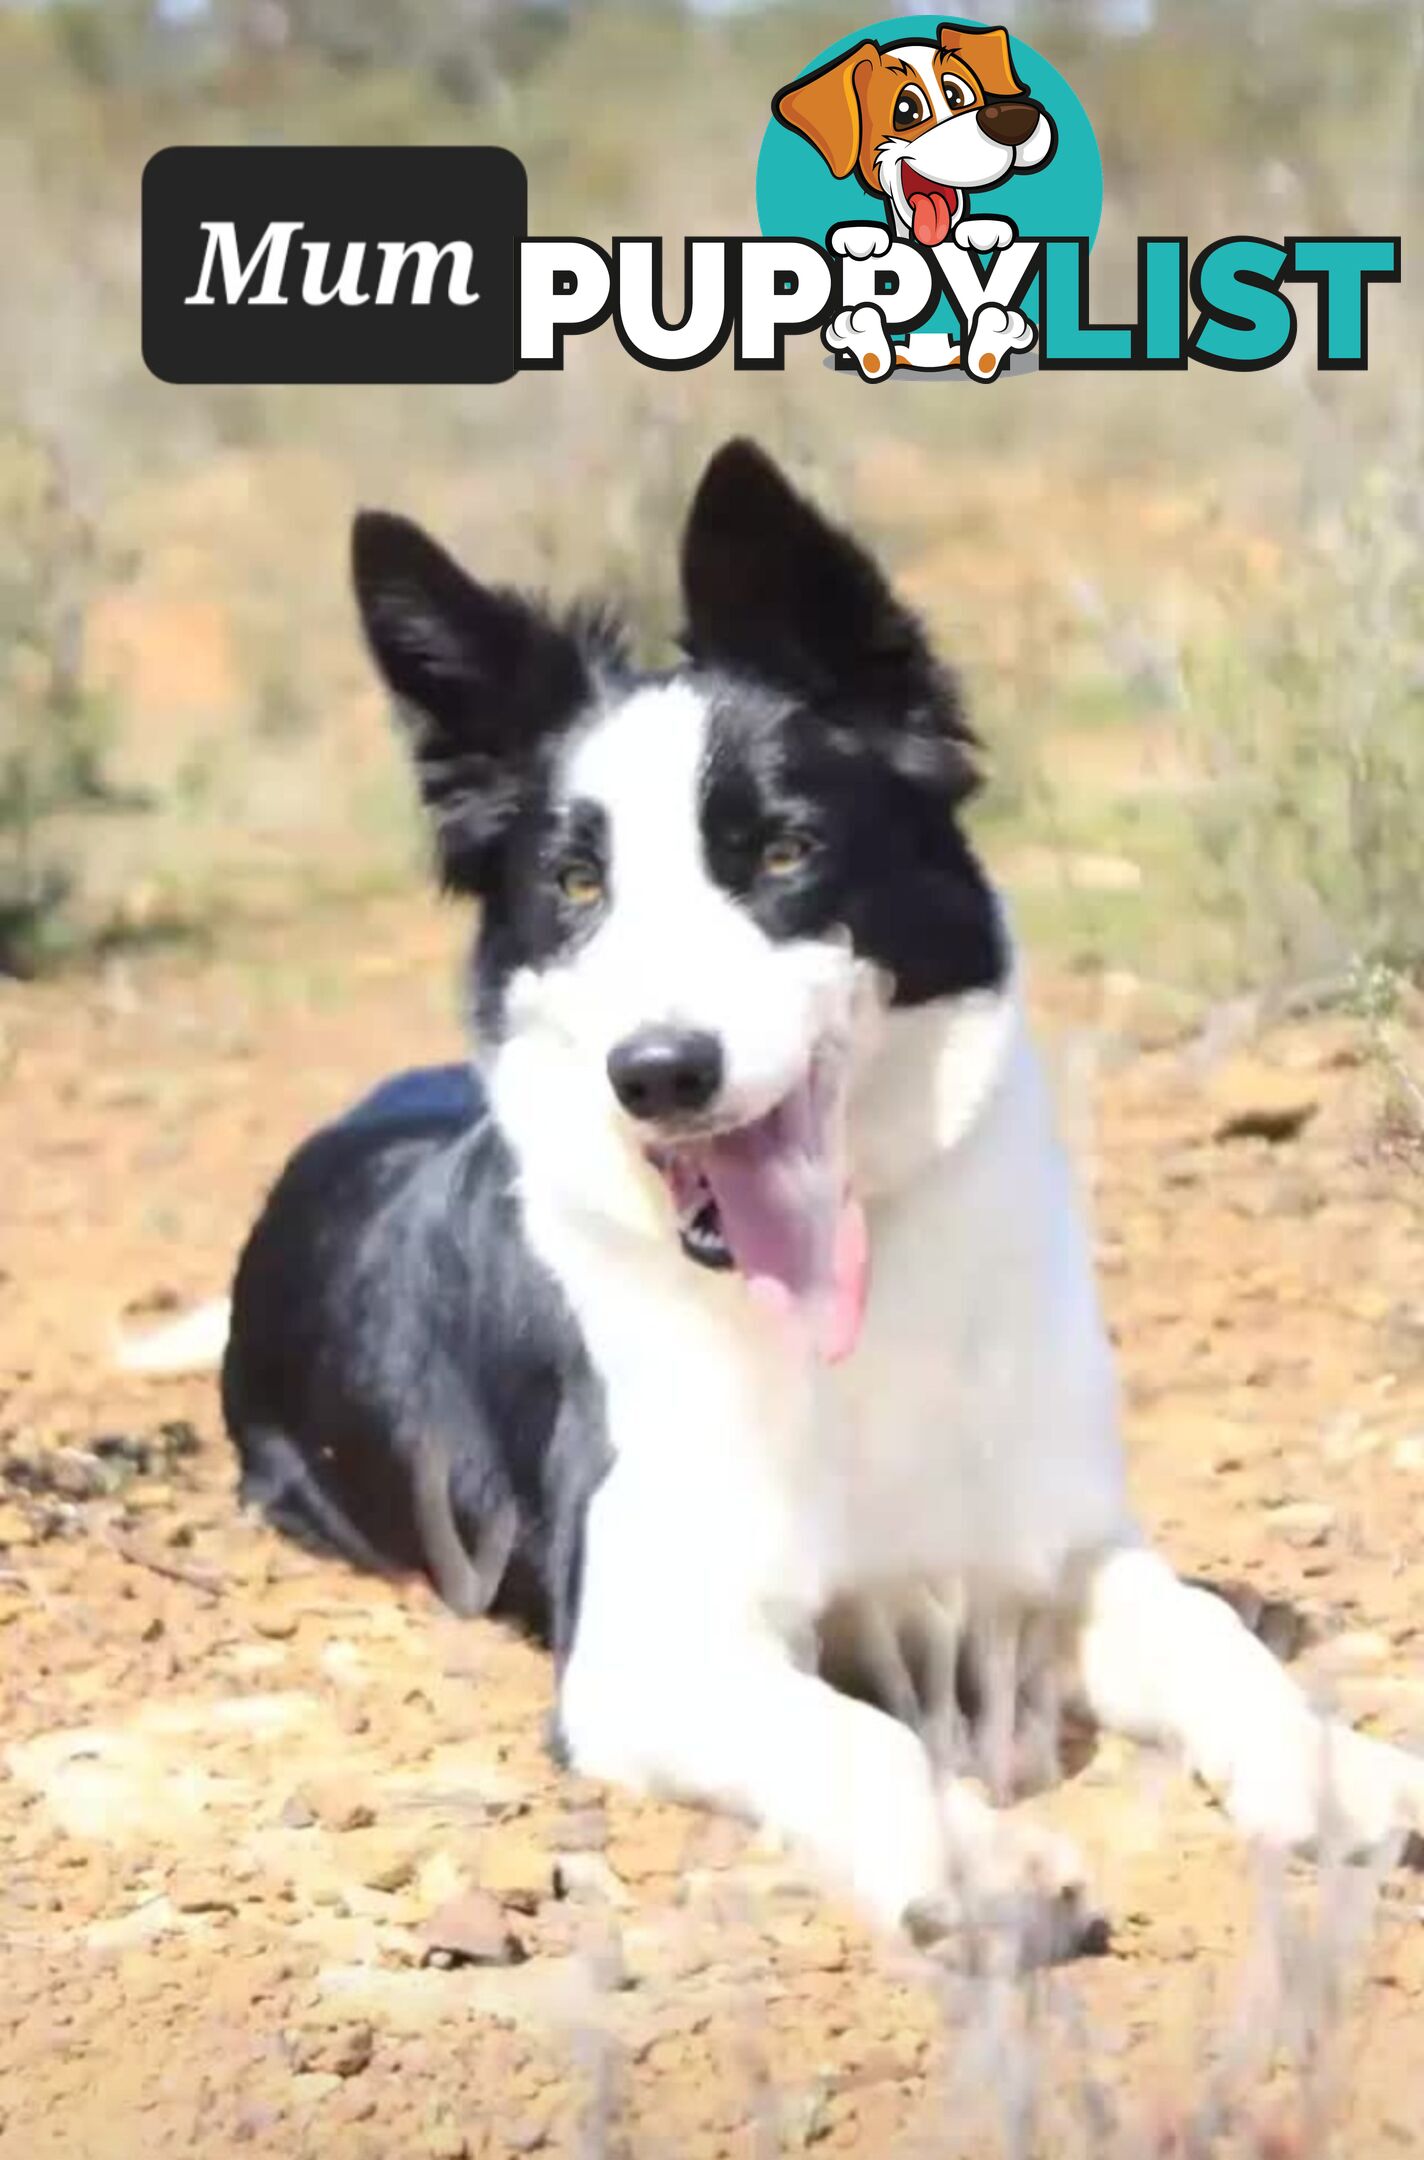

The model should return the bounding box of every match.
[938,24,1026,100]
[681,440,979,802]
[772,40,879,181]
[351,511,596,895]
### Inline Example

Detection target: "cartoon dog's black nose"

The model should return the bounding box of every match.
[608,1028,724,1121]
[978,100,1041,147]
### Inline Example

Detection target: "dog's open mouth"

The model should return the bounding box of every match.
[647,1062,869,1364]
[901,165,960,248]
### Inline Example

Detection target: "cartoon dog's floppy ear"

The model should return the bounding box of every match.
[938,23,1026,100]
[772,40,879,182]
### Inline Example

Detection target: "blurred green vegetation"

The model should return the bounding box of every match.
[0,427,120,972]
[1,0,1421,990]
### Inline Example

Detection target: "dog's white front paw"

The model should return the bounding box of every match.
[829,223,892,261]
[1226,1719,1424,1862]
[965,301,1036,382]
[824,303,894,382]
[906,1808,1105,1971]
[954,216,1017,253]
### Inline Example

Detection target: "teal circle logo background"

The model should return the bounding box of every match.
[756,15,1102,332]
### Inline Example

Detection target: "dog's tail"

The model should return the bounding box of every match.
[114,1296,231,1376]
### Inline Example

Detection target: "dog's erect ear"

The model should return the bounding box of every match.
[352,511,599,894]
[681,440,979,800]
[939,23,1026,100]
[772,40,878,181]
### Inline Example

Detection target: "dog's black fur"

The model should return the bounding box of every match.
[222,1065,607,1654]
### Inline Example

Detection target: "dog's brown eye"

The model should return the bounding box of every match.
[892,87,929,129]
[760,832,811,879]
[941,74,974,110]
[558,860,604,907]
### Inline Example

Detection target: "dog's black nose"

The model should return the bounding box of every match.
[978,99,1041,147]
[608,1028,724,1121]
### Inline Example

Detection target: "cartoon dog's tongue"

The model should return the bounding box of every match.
[696,1067,868,1363]
[904,174,958,248]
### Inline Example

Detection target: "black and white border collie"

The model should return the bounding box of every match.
[217,440,1424,1958]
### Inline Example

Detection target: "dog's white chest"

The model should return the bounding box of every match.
[804,1007,1129,1602]
[511,990,1130,1630]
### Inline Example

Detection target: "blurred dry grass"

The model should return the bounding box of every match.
[0,0,1422,993]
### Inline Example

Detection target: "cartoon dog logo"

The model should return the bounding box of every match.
[773,22,1056,382]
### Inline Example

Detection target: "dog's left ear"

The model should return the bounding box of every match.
[681,439,979,801]
[351,510,608,895]
[772,40,879,181]
[939,23,1026,100]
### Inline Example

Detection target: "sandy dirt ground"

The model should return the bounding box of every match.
[4,895,1424,2159]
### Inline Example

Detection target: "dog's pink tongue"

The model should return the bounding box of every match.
[911,189,953,247]
[700,1108,868,1364]
[822,1197,869,1363]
